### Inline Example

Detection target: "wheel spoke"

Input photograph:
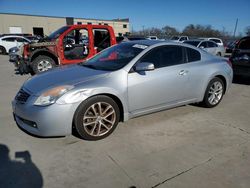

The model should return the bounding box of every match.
[102,118,114,124]
[104,110,115,119]
[102,105,112,114]
[100,121,110,131]
[97,102,102,115]
[83,121,96,126]
[90,122,98,135]
[96,123,101,136]
[91,104,97,116]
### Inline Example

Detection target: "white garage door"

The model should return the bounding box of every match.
[9,27,22,34]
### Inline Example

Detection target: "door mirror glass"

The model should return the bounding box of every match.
[135,62,155,72]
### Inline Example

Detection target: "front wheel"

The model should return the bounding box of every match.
[201,77,225,108]
[0,46,6,55]
[32,55,56,74]
[74,95,120,140]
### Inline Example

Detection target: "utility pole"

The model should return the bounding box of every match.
[233,18,238,38]
[142,25,145,36]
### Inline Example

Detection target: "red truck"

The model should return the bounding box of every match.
[11,24,117,74]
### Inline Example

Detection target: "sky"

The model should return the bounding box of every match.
[0,0,249,35]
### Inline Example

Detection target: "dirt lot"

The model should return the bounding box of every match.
[0,55,250,188]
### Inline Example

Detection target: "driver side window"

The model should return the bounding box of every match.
[63,29,89,60]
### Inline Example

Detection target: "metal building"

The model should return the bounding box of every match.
[0,13,130,37]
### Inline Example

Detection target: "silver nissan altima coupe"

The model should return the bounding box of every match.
[12,40,233,140]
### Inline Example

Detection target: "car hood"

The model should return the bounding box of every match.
[23,65,110,95]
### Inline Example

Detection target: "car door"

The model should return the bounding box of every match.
[207,41,217,55]
[127,45,189,113]
[2,37,17,51]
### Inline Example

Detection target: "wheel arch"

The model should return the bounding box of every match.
[0,45,6,54]
[71,93,126,137]
[200,74,228,102]
[31,50,59,65]
[214,75,227,94]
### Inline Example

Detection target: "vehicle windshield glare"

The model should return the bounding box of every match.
[48,26,70,40]
[82,43,147,71]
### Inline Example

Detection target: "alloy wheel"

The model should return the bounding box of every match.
[37,60,53,72]
[83,102,116,137]
[208,81,223,105]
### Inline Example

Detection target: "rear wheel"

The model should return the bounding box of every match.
[201,77,225,108]
[74,95,120,140]
[32,55,56,74]
[0,46,6,55]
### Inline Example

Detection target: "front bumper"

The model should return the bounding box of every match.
[12,97,81,137]
[9,54,20,63]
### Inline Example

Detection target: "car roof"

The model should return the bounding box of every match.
[124,40,201,47]
[0,35,26,39]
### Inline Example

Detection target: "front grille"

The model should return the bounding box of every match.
[15,89,30,103]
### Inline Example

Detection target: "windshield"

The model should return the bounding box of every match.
[184,41,200,47]
[81,43,147,71]
[48,26,70,40]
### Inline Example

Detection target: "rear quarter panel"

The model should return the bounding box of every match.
[186,56,232,102]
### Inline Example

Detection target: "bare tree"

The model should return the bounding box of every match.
[162,25,179,38]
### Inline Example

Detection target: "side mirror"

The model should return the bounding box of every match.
[199,46,205,49]
[135,62,155,72]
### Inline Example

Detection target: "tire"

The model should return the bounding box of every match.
[201,77,225,108]
[74,95,120,140]
[0,46,6,55]
[32,55,56,74]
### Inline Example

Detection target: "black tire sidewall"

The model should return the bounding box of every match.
[74,95,120,140]
[32,55,56,74]
[0,46,6,55]
[203,77,225,108]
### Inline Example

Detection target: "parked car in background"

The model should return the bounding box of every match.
[184,39,225,56]
[10,24,117,75]
[199,37,224,47]
[170,36,189,42]
[0,35,31,54]
[230,36,250,77]
[146,36,158,40]
[12,40,233,140]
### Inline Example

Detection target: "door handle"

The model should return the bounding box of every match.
[179,70,189,75]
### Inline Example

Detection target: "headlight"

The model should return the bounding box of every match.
[34,85,74,106]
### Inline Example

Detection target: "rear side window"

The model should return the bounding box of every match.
[186,47,201,62]
[238,38,250,50]
[139,45,184,68]
[207,41,218,48]
[199,42,207,48]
